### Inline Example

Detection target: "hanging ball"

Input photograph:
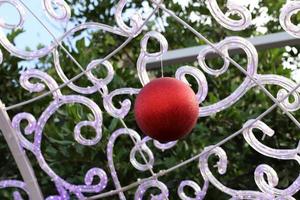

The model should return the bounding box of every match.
[134,77,199,142]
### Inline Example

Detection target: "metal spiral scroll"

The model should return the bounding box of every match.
[0,0,299,199]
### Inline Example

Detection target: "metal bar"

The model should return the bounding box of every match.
[146,31,300,69]
[0,101,43,200]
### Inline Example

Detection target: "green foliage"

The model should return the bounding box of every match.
[0,0,300,199]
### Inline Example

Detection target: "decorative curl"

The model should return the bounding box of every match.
[42,0,71,22]
[115,0,143,36]
[103,88,140,119]
[134,180,169,200]
[177,180,208,200]
[80,168,108,193]
[255,164,300,198]
[254,75,300,112]
[280,1,300,38]
[198,37,258,117]
[20,69,62,99]
[206,0,252,31]
[12,112,36,151]
[0,0,26,30]
[175,66,208,104]
[243,119,300,164]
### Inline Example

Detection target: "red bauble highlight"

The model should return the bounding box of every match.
[134,77,199,142]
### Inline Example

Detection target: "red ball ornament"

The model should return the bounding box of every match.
[134,77,199,142]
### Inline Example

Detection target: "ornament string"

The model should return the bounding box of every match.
[158,9,164,77]
[15,1,169,199]
[160,51,164,77]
